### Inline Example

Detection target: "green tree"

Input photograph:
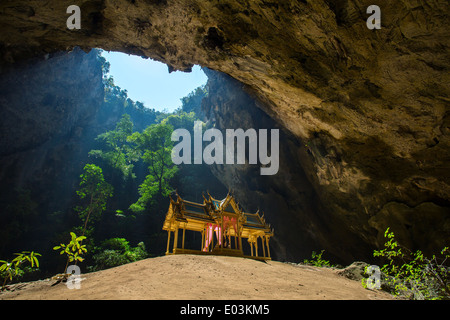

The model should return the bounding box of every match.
[179,85,208,114]
[89,114,139,179]
[163,111,197,132]
[75,164,113,237]
[128,122,178,213]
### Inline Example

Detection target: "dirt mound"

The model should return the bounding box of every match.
[0,255,394,300]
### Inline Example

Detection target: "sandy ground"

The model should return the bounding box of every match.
[0,254,395,300]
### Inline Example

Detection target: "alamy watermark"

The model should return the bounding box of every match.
[66,5,81,30]
[66,4,381,31]
[366,5,381,30]
[365,265,381,289]
[66,264,83,289]
[171,121,279,176]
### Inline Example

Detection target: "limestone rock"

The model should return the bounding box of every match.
[337,261,369,281]
[0,0,448,263]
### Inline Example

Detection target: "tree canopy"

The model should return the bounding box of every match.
[128,121,178,213]
[75,164,113,236]
[89,114,139,179]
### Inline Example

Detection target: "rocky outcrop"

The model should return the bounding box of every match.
[337,261,369,282]
[0,0,449,262]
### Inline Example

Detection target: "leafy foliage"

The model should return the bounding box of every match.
[89,238,148,271]
[53,232,87,273]
[89,114,139,179]
[75,164,113,235]
[368,227,450,300]
[303,250,335,268]
[0,251,41,290]
[163,111,197,132]
[128,122,178,213]
[179,85,208,114]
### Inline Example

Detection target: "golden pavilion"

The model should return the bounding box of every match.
[162,192,274,260]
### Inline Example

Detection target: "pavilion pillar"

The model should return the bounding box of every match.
[261,236,266,258]
[201,228,205,251]
[266,236,271,259]
[182,224,186,250]
[173,225,179,252]
[250,242,253,256]
[239,231,243,253]
[166,230,171,254]
[211,228,214,252]
[220,218,224,249]
[255,239,258,257]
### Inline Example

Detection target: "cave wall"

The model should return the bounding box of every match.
[1,0,449,262]
[202,68,372,263]
[0,48,105,254]
[0,48,157,256]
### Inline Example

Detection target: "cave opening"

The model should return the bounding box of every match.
[0,43,327,276]
[99,50,208,113]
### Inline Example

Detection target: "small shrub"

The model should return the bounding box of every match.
[368,227,449,300]
[89,238,149,271]
[303,250,335,268]
[0,251,41,290]
[100,237,131,252]
[53,232,87,273]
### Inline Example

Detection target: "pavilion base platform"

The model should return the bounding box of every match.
[167,248,271,262]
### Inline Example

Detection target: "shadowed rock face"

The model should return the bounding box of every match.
[0,48,105,255]
[201,68,373,263]
[0,0,449,262]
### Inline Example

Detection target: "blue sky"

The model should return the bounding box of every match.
[101,51,208,112]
